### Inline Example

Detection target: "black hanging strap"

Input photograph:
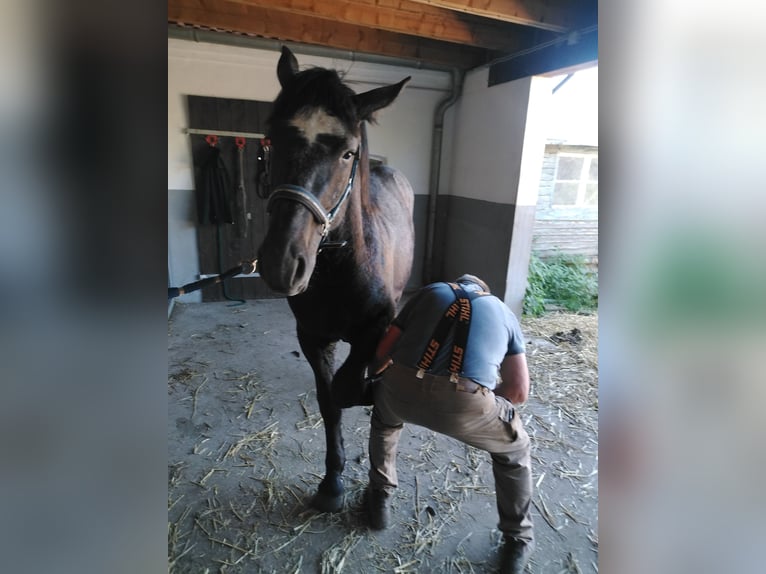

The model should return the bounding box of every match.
[256,138,272,199]
[235,137,249,238]
[196,143,235,225]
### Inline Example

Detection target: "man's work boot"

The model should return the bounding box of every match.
[499,537,534,574]
[365,488,391,530]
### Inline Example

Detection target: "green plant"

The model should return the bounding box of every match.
[523,253,598,316]
[523,254,549,317]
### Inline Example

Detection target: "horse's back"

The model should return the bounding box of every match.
[371,164,414,207]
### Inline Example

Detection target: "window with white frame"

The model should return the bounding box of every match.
[552,153,598,207]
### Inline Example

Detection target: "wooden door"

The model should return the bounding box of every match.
[187,95,280,301]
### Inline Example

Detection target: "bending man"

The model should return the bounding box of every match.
[366,274,534,574]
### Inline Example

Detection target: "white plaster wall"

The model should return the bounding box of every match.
[438,67,553,314]
[442,68,549,205]
[169,38,451,192]
[168,38,451,299]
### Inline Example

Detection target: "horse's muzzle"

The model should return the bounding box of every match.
[257,243,312,296]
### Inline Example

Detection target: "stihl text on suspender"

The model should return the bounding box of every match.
[415,283,488,383]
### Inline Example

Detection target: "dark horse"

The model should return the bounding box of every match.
[258,47,415,512]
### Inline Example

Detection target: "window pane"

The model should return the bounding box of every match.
[584,183,598,205]
[553,182,578,205]
[589,158,598,181]
[557,156,584,180]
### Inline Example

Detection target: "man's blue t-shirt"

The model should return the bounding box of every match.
[390,281,525,389]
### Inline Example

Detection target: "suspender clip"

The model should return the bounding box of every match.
[416,368,425,379]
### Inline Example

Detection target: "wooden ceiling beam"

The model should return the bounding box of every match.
[225,0,528,52]
[405,0,588,33]
[168,0,489,69]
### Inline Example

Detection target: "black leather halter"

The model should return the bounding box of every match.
[266,149,360,249]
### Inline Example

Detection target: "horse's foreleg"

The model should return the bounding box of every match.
[296,327,345,512]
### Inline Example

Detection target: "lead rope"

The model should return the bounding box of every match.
[168,260,258,300]
[217,225,245,306]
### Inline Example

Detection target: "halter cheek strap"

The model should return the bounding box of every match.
[267,149,360,243]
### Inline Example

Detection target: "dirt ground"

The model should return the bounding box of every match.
[168,298,598,573]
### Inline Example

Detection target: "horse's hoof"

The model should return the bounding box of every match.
[311,491,344,513]
[312,476,344,512]
[332,379,375,408]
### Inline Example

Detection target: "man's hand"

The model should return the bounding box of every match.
[370,325,402,374]
[370,357,393,376]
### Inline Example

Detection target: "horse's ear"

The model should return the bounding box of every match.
[353,77,411,122]
[277,46,299,87]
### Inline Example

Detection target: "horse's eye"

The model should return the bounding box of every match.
[342,150,355,160]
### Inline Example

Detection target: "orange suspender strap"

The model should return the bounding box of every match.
[416,283,472,382]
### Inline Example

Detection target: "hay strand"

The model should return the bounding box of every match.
[191,376,209,419]
[168,303,598,573]
[223,421,279,460]
[320,532,362,574]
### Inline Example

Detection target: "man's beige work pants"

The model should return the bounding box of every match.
[368,363,534,543]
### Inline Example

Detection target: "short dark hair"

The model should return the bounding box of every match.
[455,274,490,293]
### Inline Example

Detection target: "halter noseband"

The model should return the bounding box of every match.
[267,149,360,247]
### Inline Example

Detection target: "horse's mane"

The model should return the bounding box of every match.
[358,122,371,212]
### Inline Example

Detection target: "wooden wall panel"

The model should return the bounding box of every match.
[187,95,282,301]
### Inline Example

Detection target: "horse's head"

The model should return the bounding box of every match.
[258,47,409,296]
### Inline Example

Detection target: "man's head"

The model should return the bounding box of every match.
[455,274,490,293]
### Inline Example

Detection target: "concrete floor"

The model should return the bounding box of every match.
[168,299,598,573]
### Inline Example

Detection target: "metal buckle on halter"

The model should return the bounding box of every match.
[318,241,348,251]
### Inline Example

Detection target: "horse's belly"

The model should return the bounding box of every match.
[288,297,352,339]
[289,290,392,343]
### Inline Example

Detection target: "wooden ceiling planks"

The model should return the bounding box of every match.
[168,0,597,74]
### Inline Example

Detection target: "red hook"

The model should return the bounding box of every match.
[205,134,219,147]
[235,136,246,149]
